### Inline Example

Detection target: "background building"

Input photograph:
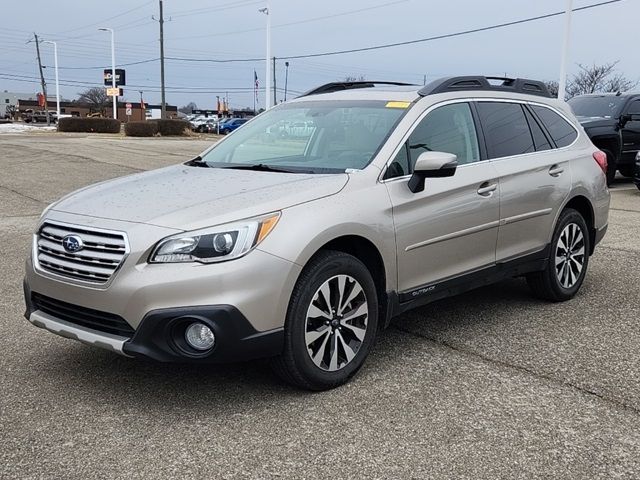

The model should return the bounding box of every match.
[16,99,177,121]
[2,91,35,118]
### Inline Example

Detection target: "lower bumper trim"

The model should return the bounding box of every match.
[28,310,131,356]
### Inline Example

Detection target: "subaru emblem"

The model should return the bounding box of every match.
[62,235,84,253]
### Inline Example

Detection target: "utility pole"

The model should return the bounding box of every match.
[139,90,145,121]
[558,0,573,101]
[33,34,50,126]
[159,0,166,118]
[272,57,277,106]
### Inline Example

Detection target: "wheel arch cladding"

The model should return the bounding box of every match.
[563,195,596,255]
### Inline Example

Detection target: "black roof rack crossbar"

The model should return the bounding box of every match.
[299,81,415,97]
[419,76,552,98]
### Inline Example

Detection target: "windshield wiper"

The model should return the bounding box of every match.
[220,164,299,173]
[186,156,210,168]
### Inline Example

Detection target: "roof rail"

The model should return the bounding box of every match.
[299,81,415,97]
[419,76,552,98]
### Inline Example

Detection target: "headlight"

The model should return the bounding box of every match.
[150,212,280,264]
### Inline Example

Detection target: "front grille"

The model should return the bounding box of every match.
[36,222,128,284]
[32,293,135,337]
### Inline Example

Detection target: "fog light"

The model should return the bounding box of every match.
[185,323,215,351]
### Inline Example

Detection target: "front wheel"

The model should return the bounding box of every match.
[271,251,379,390]
[526,208,590,302]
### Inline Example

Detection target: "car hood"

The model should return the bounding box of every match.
[51,164,349,230]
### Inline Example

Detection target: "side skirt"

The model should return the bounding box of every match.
[385,245,550,321]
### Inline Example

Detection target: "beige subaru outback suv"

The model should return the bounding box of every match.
[24,76,610,390]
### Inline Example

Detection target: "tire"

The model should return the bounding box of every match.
[619,166,634,178]
[271,250,379,391]
[602,149,617,185]
[526,208,590,302]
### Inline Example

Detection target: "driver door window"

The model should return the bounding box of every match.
[385,102,480,179]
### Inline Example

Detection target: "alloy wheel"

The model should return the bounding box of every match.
[304,274,368,372]
[555,223,585,289]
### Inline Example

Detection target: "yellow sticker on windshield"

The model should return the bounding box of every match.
[385,101,411,109]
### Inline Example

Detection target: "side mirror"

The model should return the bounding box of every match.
[408,151,458,193]
[620,114,631,127]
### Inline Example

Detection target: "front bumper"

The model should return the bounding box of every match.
[25,212,302,362]
[24,282,284,363]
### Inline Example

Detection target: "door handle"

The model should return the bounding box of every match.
[477,182,497,196]
[549,165,564,177]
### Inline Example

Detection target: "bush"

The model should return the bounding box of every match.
[155,119,190,136]
[58,117,121,133]
[125,121,158,137]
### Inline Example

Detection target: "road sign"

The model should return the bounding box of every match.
[106,87,122,97]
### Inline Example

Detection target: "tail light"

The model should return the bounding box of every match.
[593,151,607,175]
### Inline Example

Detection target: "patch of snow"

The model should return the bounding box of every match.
[0,123,57,134]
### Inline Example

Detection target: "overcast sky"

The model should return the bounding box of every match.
[1,0,637,110]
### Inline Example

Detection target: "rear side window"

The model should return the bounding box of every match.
[530,105,577,148]
[476,102,534,158]
[524,107,552,151]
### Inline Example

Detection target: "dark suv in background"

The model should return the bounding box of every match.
[568,93,640,184]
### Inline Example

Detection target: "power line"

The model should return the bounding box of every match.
[52,58,161,70]
[5,0,625,91]
[49,0,155,36]
[169,0,411,41]
[119,0,628,65]
[278,0,624,60]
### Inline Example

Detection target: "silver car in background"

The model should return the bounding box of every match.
[24,76,609,390]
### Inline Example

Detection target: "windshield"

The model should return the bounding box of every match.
[198,100,408,173]
[568,96,625,118]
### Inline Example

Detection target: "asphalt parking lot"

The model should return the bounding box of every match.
[1,132,639,479]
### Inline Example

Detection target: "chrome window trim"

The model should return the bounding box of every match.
[32,219,131,290]
[379,97,581,183]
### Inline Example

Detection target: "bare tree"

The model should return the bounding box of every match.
[77,87,109,113]
[546,62,637,100]
[343,75,366,82]
[544,80,559,98]
[566,62,637,98]
[178,102,198,114]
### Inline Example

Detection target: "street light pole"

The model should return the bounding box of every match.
[99,27,117,119]
[259,2,271,109]
[558,0,573,101]
[42,40,60,119]
[284,61,290,102]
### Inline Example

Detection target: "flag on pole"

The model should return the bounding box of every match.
[254,70,259,104]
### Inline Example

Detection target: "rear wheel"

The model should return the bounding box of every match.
[619,166,634,178]
[527,208,590,302]
[271,250,378,390]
